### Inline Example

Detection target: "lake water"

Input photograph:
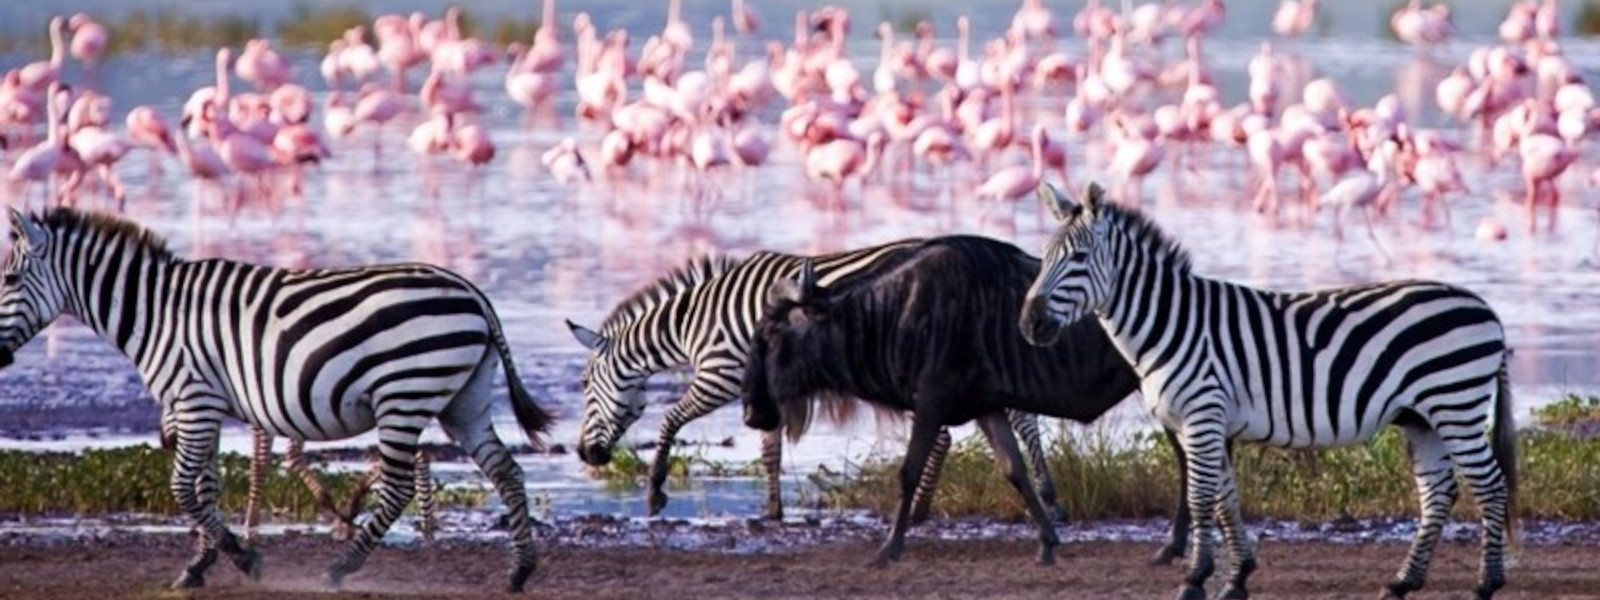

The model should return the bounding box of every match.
[1,0,1598,524]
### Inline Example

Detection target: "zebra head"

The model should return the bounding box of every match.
[1021,181,1113,347]
[567,320,647,466]
[0,209,65,368]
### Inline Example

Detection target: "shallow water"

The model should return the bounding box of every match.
[0,0,1598,523]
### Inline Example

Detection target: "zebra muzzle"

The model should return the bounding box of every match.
[578,444,612,466]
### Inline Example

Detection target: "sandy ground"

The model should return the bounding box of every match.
[3,530,1600,600]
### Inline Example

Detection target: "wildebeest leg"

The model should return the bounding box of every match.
[907,428,953,526]
[1007,409,1065,522]
[872,409,946,567]
[976,412,1060,565]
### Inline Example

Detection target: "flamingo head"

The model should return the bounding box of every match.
[68,13,93,31]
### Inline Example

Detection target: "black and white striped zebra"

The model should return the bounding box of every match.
[0,208,552,592]
[1018,183,1517,600]
[566,240,1065,522]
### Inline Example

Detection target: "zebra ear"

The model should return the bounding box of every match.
[566,319,605,350]
[1037,181,1077,222]
[797,259,819,299]
[6,208,43,250]
[1082,181,1108,219]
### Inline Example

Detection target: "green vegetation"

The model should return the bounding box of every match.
[879,6,933,35]
[816,423,1600,523]
[1579,0,1600,37]
[585,445,763,492]
[1531,394,1600,429]
[276,2,372,49]
[0,446,486,518]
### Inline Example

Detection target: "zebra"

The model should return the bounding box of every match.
[238,432,439,544]
[0,208,552,592]
[1018,182,1517,600]
[566,239,1067,523]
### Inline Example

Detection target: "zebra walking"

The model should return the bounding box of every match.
[1018,183,1516,600]
[0,209,552,592]
[238,432,439,544]
[566,240,1067,522]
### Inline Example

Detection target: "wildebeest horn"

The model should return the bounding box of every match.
[766,259,821,307]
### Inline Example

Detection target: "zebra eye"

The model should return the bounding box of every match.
[1069,251,1088,262]
[1,273,17,286]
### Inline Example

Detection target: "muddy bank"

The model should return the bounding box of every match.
[2,527,1598,600]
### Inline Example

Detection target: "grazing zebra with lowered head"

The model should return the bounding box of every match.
[1019,182,1517,600]
[0,208,552,592]
[566,240,1068,523]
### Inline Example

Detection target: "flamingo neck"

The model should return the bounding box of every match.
[49,23,64,66]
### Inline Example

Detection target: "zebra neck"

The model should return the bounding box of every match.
[59,246,177,367]
[1095,249,1204,375]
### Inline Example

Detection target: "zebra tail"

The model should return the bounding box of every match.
[1494,361,1519,547]
[486,316,554,451]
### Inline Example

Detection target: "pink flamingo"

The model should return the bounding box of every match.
[974,125,1045,203]
[1518,132,1578,231]
[663,0,693,51]
[235,40,292,92]
[725,121,770,167]
[1272,0,1318,38]
[65,107,133,209]
[1535,0,1560,40]
[323,92,355,139]
[451,122,495,166]
[18,17,66,92]
[352,83,404,160]
[421,67,480,115]
[67,13,109,66]
[375,13,426,93]
[7,82,68,206]
[732,0,760,35]
[1107,114,1167,203]
[1390,1,1454,51]
[66,89,111,133]
[1010,0,1057,43]
[407,107,453,158]
[506,43,560,113]
[1318,138,1398,257]
[1500,1,1536,44]
[805,131,887,203]
[173,127,228,181]
[542,138,592,184]
[1408,132,1467,229]
[125,106,176,156]
[210,48,280,205]
[526,0,565,73]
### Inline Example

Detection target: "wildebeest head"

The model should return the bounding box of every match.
[741,259,833,433]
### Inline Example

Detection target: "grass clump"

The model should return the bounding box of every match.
[0,446,406,519]
[818,423,1600,523]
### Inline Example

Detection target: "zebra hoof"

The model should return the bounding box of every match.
[1049,504,1070,524]
[231,548,263,581]
[1174,584,1207,600]
[1382,577,1422,599]
[170,571,205,589]
[507,562,536,593]
[323,570,346,591]
[1035,545,1056,566]
[762,505,784,522]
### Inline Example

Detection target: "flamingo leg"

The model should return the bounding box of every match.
[1361,206,1393,265]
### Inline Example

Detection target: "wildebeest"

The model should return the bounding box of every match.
[742,235,1190,566]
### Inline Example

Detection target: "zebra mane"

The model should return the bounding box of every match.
[1099,202,1192,273]
[599,254,743,332]
[34,208,175,261]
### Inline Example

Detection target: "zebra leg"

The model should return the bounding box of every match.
[439,416,539,592]
[872,408,947,568]
[1439,420,1511,600]
[324,425,419,590]
[907,427,952,526]
[1384,423,1458,599]
[242,428,272,546]
[1151,427,1191,566]
[976,412,1060,566]
[1174,420,1227,600]
[414,449,438,543]
[330,453,385,542]
[284,439,351,537]
[168,420,261,588]
[1213,457,1256,600]
[644,394,719,517]
[1007,409,1066,522]
[759,430,784,521]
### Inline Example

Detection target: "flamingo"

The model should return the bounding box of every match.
[506,44,560,113]
[451,122,495,166]
[18,17,66,92]
[805,132,887,202]
[235,39,292,92]
[543,138,592,184]
[526,0,565,73]
[1318,137,1398,258]
[209,48,280,205]
[1409,133,1467,229]
[732,0,760,35]
[67,13,109,65]
[1272,0,1318,38]
[125,106,176,156]
[1518,132,1579,231]
[7,82,68,206]
[1010,0,1057,43]
[1107,115,1166,203]
[974,125,1045,203]
[408,107,454,158]
[65,115,133,209]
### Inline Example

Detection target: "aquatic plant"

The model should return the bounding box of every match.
[0,446,487,519]
[818,423,1600,522]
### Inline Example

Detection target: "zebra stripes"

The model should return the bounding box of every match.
[1019,182,1516,600]
[0,208,551,592]
[567,240,1066,521]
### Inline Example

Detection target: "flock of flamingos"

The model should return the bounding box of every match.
[0,0,1595,241]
